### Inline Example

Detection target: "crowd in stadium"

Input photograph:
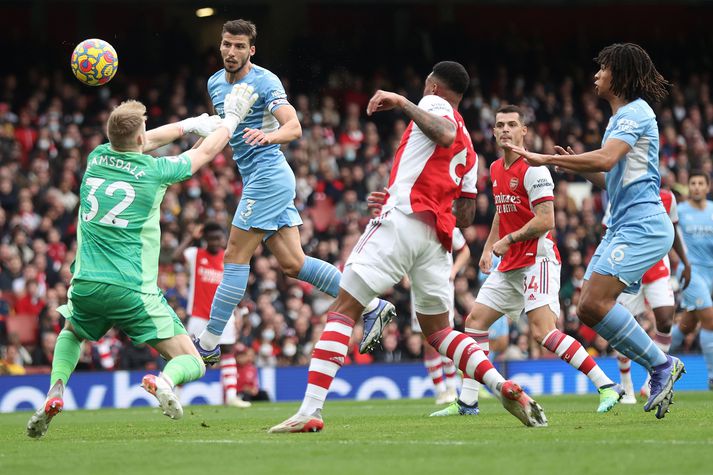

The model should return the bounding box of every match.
[1,54,711,376]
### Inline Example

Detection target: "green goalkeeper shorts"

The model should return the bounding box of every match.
[57,280,186,343]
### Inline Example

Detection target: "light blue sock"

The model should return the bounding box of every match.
[670,324,685,352]
[699,329,713,381]
[297,256,341,297]
[593,303,667,372]
[205,263,249,337]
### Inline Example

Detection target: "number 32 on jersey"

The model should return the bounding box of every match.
[82,177,136,227]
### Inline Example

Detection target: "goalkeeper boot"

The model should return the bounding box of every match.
[268,410,324,434]
[142,374,183,420]
[359,299,396,354]
[429,400,479,417]
[192,336,221,366]
[26,397,64,438]
[597,383,625,413]
[498,380,548,427]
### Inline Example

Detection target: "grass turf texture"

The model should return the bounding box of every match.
[1,393,712,475]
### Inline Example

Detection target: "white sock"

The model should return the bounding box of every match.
[198,329,221,350]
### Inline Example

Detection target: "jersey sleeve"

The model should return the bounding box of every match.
[668,194,679,224]
[264,74,290,114]
[523,166,555,207]
[417,95,455,122]
[156,152,192,185]
[460,150,479,199]
[606,106,648,148]
[452,228,467,251]
[183,246,198,270]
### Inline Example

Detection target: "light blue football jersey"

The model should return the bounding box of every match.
[207,64,290,178]
[678,200,713,267]
[603,98,666,229]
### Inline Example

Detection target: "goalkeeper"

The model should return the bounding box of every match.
[26,83,258,439]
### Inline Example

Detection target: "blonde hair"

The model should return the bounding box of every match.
[107,100,146,149]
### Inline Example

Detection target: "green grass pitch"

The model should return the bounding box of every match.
[1,393,712,475]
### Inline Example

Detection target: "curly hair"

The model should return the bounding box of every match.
[595,43,670,103]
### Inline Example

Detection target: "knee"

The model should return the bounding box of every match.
[281,260,303,278]
[577,297,607,326]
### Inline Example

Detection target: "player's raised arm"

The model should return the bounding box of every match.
[504,138,630,173]
[185,83,258,173]
[367,90,456,147]
[143,114,223,153]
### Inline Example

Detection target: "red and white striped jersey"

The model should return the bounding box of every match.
[383,95,478,251]
[490,157,560,272]
[184,247,224,320]
[642,189,678,283]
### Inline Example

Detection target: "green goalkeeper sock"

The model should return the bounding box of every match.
[162,354,205,386]
[50,330,82,389]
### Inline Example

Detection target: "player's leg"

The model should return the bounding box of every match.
[430,302,501,417]
[531,306,622,412]
[616,289,646,402]
[195,225,262,355]
[639,278,676,397]
[146,334,206,420]
[418,311,546,427]
[28,283,110,438]
[268,285,368,433]
[412,245,545,427]
[578,217,684,418]
[27,320,84,438]
[267,222,395,352]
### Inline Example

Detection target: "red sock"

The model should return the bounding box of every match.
[299,312,354,415]
[427,328,504,392]
[542,329,613,388]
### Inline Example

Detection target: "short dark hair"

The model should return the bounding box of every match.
[203,222,224,235]
[222,19,257,45]
[431,61,469,96]
[495,105,526,125]
[595,43,670,103]
[689,169,711,185]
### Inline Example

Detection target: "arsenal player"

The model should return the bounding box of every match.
[437,105,621,417]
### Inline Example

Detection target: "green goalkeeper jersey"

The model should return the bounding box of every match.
[72,143,192,294]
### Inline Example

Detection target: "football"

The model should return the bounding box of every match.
[70,38,118,86]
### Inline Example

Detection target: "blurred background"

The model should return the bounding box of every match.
[1,0,712,388]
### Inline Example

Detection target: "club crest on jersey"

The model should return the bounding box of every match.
[509,177,519,190]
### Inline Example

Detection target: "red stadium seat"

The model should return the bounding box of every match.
[6,313,39,346]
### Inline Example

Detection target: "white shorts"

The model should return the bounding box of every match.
[342,209,452,315]
[617,276,675,316]
[475,259,561,321]
[410,284,455,333]
[186,315,236,345]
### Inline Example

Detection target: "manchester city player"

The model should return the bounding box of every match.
[506,43,684,418]
[194,19,393,360]
[670,171,713,389]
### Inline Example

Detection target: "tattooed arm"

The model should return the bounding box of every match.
[366,90,456,147]
[453,197,476,228]
[492,201,555,257]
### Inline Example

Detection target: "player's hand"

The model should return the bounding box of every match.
[191,223,204,240]
[492,238,511,258]
[680,262,692,290]
[502,143,551,167]
[552,145,576,173]
[242,127,271,146]
[479,250,493,274]
[180,114,223,137]
[366,90,405,116]
[367,189,388,217]
[223,83,259,133]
